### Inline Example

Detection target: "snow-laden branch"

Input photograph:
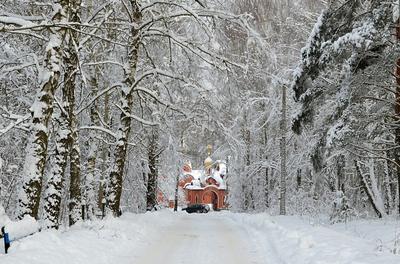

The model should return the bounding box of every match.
[114,104,159,126]
[0,11,44,22]
[123,67,204,118]
[0,62,37,79]
[0,15,48,40]
[140,1,245,21]
[53,96,68,117]
[1,19,129,46]
[83,60,126,69]
[143,28,244,70]
[0,16,36,27]
[127,68,184,94]
[140,1,212,37]
[79,126,117,139]
[0,15,47,41]
[76,83,123,115]
[85,1,114,24]
[349,143,400,168]
[80,9,114,47]
[0,114,30,137]
[136,86,182,111]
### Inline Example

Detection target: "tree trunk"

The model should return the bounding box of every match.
[43,113,69,228]
[395,16,400,215]
[18,3,66,220]
[42,0,82,228]
[296,168,302,191]
[83,0,101,220]
[64,0,82,226]
[263,127,269,209]
[69,133,82,225]
[280,86,287,215]
[174,169,179,212]
[355,160,385,218]
[98,91,109,210]
[146,130,159,210]
[383,155,393,214]
[241,111,251,211]
[84,72,100,219]
[265,165,269,208]
[337,154,345,192]
[106,1,142,216]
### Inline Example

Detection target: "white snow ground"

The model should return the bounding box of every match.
[1,210,400,264]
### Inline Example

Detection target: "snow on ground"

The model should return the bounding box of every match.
[1,210,400,264]
[331,218,400,255]
[229,213,400,264]
[0,211,175,264]
[131,211,262,264]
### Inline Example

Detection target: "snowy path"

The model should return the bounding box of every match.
[2,211,400,264]
[133,213,263,264]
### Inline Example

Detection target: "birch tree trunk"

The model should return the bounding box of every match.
[106,1,142,216]
[43,0,82,227]
[279,85,287,215]
[66,0,82,226]
[69,128,82,225]
[18,3,67,220]
[43,113,69,228]
[84,70,101,219]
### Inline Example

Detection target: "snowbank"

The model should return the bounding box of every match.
[1,205,39,242]
[227,213,400,264]
[4,216,39,241]
[0,205,10,227]
[0,210,177,263]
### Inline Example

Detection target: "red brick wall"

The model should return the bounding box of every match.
[186,186,227,209]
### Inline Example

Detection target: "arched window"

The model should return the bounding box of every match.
[195,195,198,203]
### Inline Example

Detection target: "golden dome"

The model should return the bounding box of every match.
[204,156,213,169]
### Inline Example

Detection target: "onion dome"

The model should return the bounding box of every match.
[204,156,213,169]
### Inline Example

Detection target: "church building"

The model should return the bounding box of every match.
[178,146,228,210]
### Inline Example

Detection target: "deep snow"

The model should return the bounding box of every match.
[1,210,400,263]
[230,213,400,263]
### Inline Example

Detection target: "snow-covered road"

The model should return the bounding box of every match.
[133,213,262,264]
[2,210,400,264]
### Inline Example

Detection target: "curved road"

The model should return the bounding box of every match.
[133,213,264,264]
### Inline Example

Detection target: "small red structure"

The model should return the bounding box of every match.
[178,148,228,210]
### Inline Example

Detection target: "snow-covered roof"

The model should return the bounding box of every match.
[218,163,226,175]
[184,169,203,179]
[213,171,225,187]
[185,184,204,190]
[182,161,226,190]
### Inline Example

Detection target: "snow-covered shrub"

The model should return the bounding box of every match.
[392,232,400,255]
[330,191,354,224]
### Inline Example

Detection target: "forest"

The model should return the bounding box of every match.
[1,0,400,230]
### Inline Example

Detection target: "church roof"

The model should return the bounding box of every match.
[182,161,226,190]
